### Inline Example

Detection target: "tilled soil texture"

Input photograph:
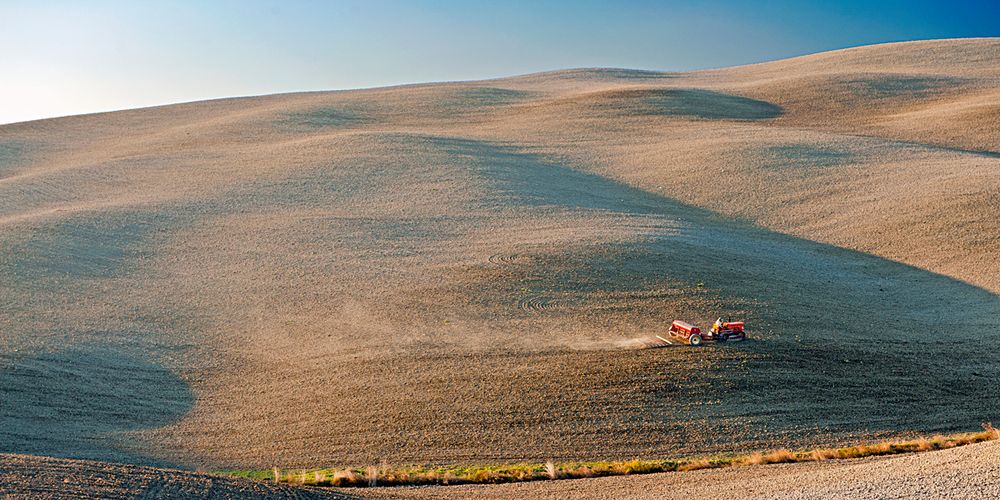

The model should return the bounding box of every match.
[1,39,999,470]
[0,454,345,499]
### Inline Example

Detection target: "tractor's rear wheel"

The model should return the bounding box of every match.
[689,334,703,346]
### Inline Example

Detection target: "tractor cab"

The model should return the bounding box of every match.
[709,317,746,342]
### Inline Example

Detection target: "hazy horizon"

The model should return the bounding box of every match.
[3,0,999,125]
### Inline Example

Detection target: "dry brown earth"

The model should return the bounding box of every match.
[0,453,344,499]
[1,39,999,481]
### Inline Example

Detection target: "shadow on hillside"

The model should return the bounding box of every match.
[578,88,783,120]
[0,140,26,177]
[425,135,1000,438]
[432,87,535,110]
[7,215,154,281]
[0,346,194,467]
[282,87,539,129]
[839,74,970,99]
[347,133,1000,336]
[643,88,783,120]
[522,68,676,82]
[287,107,368,128]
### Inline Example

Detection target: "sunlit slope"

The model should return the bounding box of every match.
[1,38,998,469]
[492,38,1000,293]
[697,38,1000,150]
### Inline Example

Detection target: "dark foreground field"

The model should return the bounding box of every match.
[0,454,338,499]
[2,38,999,490]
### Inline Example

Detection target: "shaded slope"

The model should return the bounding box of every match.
[698,38,1000,152]
[0,348,192,465]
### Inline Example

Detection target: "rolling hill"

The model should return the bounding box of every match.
[1,38,999,480]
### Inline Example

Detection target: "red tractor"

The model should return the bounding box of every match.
[709,317,746,342]
[664,318,746,346]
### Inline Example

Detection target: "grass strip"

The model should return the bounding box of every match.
[218,423,1000,488]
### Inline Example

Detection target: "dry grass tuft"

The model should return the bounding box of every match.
[313,470,328,486]
[545,461,557,480]
[330,469,361,487]
[233,424,999,489]
[677,458,713,472]
[742,449,795,466]
[985,422,1000,441]
[810,449,837,461]
[572,465,594,478]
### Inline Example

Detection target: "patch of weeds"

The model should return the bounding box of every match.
[216,423,1000,489]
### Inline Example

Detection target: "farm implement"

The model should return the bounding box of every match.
[656,318,746,346]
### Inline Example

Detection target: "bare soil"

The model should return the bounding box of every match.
[0,453,345,499]
[1,39,999,493]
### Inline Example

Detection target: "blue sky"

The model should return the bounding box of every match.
[1,0,998,124]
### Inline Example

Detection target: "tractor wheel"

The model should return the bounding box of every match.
[717,334,727,343]
[689,334,703,346]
